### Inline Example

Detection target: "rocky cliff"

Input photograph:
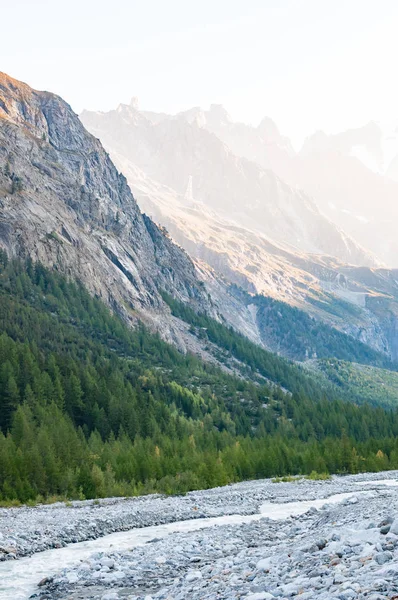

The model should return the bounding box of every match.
[0,72,212,345]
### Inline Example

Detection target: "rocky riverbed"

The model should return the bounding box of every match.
[2,472,398,599]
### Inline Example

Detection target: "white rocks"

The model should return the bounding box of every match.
[389,519,398,535]
[101,593,119,600]
[4,471,398,600]
[256,557,271,571]
[154,555,167,564]
[339,590,357,600]
[186,569,203,582]
[347,496,359,504]
[65,572,79,584]
[100,557,115,568]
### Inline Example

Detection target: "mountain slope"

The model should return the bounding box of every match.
[304,359,398,409]
[2,255,398,502]
[0,72,211,348]
[185,107,398,267]
[80,103,398,361]
[81,102,375,266]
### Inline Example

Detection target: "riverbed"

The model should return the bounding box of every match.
[1,471,398,600]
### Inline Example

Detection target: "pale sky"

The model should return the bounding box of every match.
[2,0,398,148]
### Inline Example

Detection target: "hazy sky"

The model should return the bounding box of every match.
[3,0,398,147]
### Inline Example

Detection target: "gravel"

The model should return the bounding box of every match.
[1,471,398,599]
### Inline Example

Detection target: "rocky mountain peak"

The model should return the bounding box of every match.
[257,116,281,142]
[300,122,384,162]
[0,72,52,133]
[208,104,231,125]
[0,72,213,343]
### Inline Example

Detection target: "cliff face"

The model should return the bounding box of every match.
[0,72,212,338]
[81,103,377,268]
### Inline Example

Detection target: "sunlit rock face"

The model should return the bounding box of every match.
[0,72,214,347]
[81,103,398,361]
[81,103,376,267]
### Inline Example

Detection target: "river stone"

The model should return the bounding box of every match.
[380,525,391,534]
[256,558,271,571]
[100,558,115,568]
[374,551,393,565]
[389,519,398,535]
[378,517,394,527]
[245,593,275,600]
[101,593,119,600]
[186,570,202,582]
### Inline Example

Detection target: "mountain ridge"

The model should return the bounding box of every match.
[0,71,216,353]
[81,103,376,267]
[80,101,398,361]
[176,103,398,267]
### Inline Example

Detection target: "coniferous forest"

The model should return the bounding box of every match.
[1,250,398,504]
[230,285,393,366]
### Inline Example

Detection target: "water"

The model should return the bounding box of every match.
[0,490,371,600]
[353,479,398,487]
[0,515,259,600]
[259,491,366,520]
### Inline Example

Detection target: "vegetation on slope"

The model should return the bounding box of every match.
[231,285,392,367]
[1,252,398,503]
[163,291,398,409]
[308,359,398,408]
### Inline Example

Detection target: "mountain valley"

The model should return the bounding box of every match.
[4,2,398,598]
[81,101,398,362]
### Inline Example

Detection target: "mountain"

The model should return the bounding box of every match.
[298,120,398,179]
[81,103,398,361]
[294,127,398,266]
[0,72,213,351]
[300,122,385,172]
[81,102,375,267]
[182,108,398,267]
[173,105,297,188]
[1,73,397,378]
[4,70,375,372]
[169,105,296,174]
[2,73,398,504]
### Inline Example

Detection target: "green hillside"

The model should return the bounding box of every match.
[1,252,398,503]
[307,359,398,408]
[230,285,393,367]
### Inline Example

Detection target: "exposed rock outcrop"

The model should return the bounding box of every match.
[0,72,212,342]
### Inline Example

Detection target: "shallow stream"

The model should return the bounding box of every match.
[0,488,384,600]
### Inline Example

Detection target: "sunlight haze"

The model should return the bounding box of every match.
[3,0,398,147]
